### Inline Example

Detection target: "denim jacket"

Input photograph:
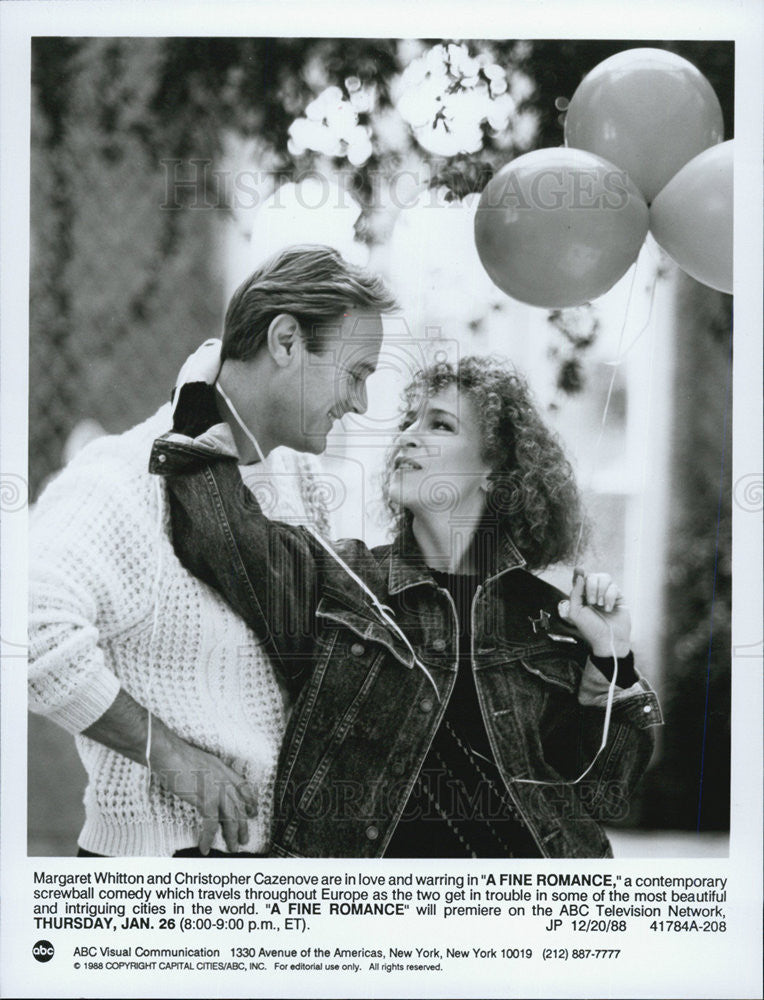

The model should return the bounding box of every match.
[150,435,662,859]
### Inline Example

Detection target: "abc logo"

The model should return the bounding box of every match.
[33,940,54,962]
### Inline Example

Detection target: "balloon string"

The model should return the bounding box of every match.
[513,611,620,788]
[603,266,660,367]
[572,260,639,568]
[515,233,658,795]
[535,257,648,791]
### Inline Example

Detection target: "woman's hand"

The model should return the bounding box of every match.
[559,568,631,658]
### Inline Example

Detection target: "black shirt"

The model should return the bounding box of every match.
[385,571,540,858]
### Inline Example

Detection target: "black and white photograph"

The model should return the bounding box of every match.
[25,30,734,862]
[1,1,761,998]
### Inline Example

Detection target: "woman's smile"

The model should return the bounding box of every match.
[393,453,423,471]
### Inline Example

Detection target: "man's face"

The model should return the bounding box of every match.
[289,308,384,454]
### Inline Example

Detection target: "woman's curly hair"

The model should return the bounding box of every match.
[382,356,588,570]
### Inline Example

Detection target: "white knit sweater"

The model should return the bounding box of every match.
[29,404,324,857]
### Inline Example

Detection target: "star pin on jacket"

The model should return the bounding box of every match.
[529,605,579,644]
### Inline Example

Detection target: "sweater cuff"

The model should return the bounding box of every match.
[588,650,638,687]
[577,659,643,708]
[37,669,122,735]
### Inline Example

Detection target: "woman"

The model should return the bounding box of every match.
[151,356,661,858]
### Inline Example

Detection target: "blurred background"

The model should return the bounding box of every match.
[29,37,733,856]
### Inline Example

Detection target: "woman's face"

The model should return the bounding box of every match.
[390,384,493,518]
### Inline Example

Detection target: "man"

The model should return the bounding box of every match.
[28,244,394,856]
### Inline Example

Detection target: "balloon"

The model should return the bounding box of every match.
[649,140,733,294]
[474,147,648,309]
[565,48,724,203]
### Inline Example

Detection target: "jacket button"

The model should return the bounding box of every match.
[392,759,406,776]
[350,643,365,656]
[419,698,434,713]
[432,638,446,652]
[157,453,166,463]
[365,825,379,841]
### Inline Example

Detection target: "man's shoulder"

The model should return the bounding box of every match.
[35,405,172,508]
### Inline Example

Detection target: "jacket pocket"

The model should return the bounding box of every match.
[315,596,416,670]
[516,645,580,693]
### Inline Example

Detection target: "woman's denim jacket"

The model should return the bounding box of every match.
[150,436,662,859]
